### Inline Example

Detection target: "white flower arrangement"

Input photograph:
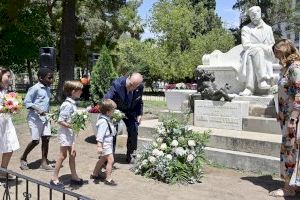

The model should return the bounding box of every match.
[133,118,210,184]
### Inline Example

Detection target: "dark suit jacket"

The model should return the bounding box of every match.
[104,76,144,120]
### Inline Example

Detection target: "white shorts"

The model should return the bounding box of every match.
[102,143,113,156]
[28,117,51,141]
[58,127,75,146]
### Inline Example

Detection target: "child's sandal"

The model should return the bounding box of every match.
[104,179,117,186]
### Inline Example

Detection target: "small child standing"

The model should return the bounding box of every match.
[90,99,117,186]
[0,68,20,178]
[50,81,83,188]
[20,68,54,170]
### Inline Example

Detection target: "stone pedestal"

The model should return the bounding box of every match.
[194,100,249,130]
[89,113,99,135]
[164,89,196,111]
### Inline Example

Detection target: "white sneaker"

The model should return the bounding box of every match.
[258,81,271,89]
[239,88,252,96]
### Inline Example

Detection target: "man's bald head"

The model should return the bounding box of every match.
[126,73,143,91]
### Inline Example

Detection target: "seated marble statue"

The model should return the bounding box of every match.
[239,6,275,96]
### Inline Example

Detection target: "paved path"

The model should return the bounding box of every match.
[0,123,299,200]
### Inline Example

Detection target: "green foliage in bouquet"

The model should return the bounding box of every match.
[133,118,210,184]
[47,108,60,136]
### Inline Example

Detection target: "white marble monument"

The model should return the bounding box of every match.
[199,6,279,96]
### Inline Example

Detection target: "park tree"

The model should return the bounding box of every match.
[232,0,297,37]
[0,0,54,84]
[143,0,234,82]
[90,45,118,103]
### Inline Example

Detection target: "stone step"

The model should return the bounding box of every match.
[117,135,279,174]
[139,119,281,157]
[232,95,274,106]
[205,147,279,174]
[249,104,276,118]
[242,116,281,134]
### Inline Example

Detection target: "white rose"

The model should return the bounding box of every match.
[160,143,167,150]
[136,154,142,159]
[166,154,172,160]
[148,156,156,164]
[152,149,160,156]
[188,140,196,147]
[156,137,163,143]
[157,127,165,135]
[171,140,178,147]
[83,115,88,119]
[187,154,194,162]
[175,147,186,156]
[152,142,158,148]
[158,150,164,157]
[187,126,193,131]
[141,159,148,166]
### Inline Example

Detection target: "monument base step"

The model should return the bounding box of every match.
[205,147,279,174]
[243,116,280,134]
[232,95,274,106]
[132,119,281,174]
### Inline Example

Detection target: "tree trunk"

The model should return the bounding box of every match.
[57,0,76,102]
[26,60,33,86]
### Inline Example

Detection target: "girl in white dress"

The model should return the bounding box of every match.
[0,68,20,177]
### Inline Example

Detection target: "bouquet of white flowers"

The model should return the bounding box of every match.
[70,110,89,134]
[111,109,126,124]
[133,118,210,184]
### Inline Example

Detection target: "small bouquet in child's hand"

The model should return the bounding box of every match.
[0,92,23,113]
[111,109,126,124]
[47,109,60,136]
[70,110,89,134]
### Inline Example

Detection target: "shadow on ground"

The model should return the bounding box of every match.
[85,135,97,144]
[59,174,89,190]
[27,159,56,170]
[241,175,300,199]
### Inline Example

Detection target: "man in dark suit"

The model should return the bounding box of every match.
[104,72,144,163]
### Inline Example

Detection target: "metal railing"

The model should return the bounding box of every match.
[0,167,92,200]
